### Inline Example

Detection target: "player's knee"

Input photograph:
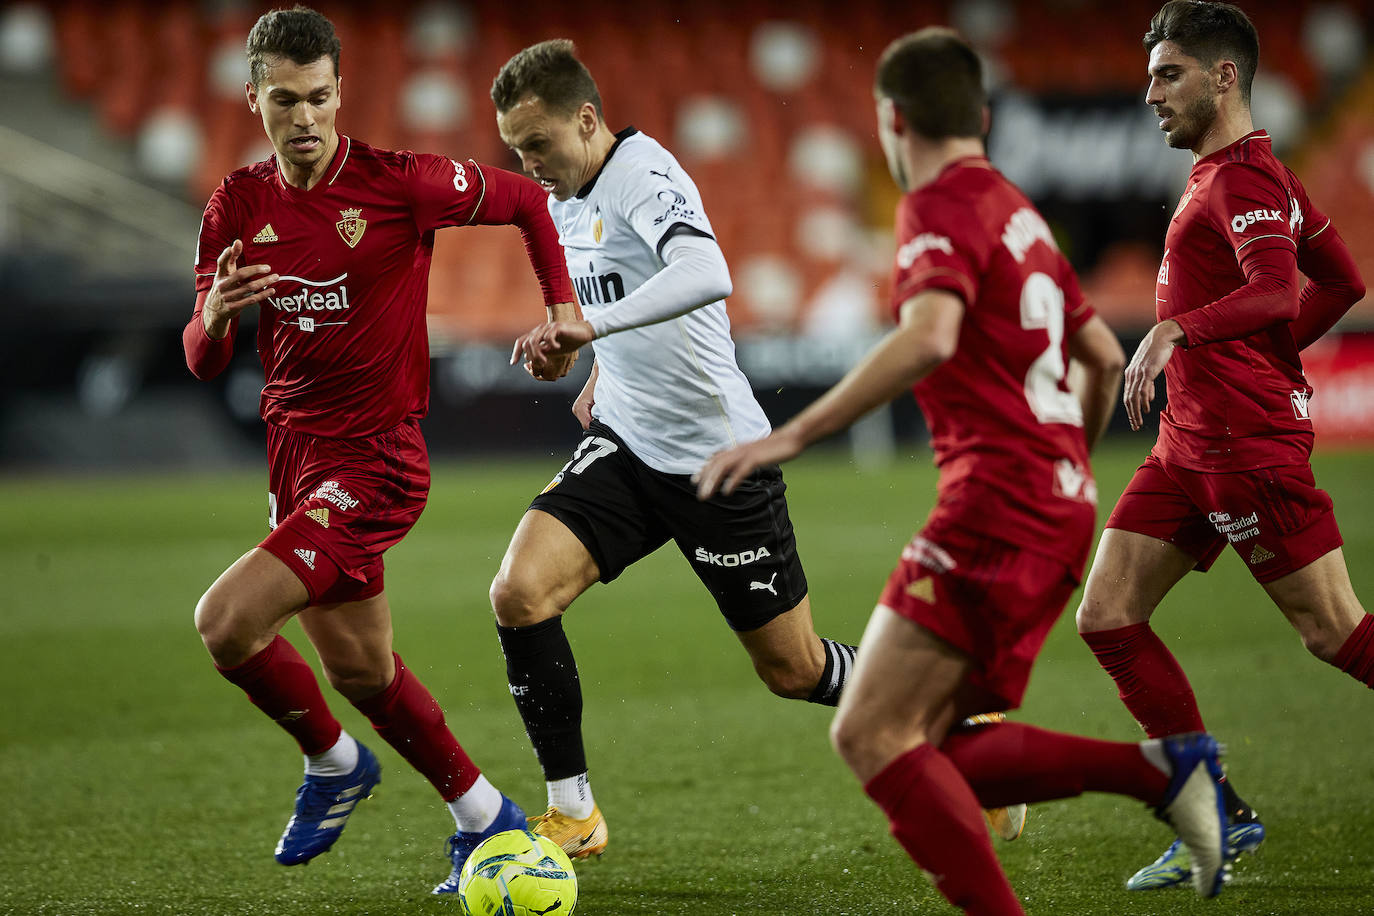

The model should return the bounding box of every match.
[489,570,556,628]
[194,588,255,666]
[828,710,863,766]
[1075,592,1124,634]
[829,709,889,773]
[1296,621,1346,664]
[323,660,392,701]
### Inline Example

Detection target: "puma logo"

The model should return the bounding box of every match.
[750,573,778,596]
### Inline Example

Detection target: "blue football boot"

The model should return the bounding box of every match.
[274,742,381,865]
[1128,817,1266,890]
[432,794,529,894]
[1147,732,1229,897]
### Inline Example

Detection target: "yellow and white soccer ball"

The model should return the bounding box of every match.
[457,828,578,916]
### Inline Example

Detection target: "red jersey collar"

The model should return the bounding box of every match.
[931,154,993,185]
[275,134,352,193]
[1196,129,1270,166]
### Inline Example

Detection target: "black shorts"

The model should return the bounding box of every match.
[529,421,808,631]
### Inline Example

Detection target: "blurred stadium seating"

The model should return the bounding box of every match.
[2,0,1373,467]
[6,0,1371,341]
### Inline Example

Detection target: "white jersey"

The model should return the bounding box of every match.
[549,129,771,475]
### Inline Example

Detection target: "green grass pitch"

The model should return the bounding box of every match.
[3,443,1372,915]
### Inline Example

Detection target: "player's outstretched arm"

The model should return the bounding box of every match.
[586,233,732,337]
[183,239,278,380]
[695,290,964,498]
[1068,313,1126,450]
[467,164,578,379]
[512,232,733,377]
[1292,225,1366,350]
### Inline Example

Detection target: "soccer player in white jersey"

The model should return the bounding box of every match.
[479,39,863,857]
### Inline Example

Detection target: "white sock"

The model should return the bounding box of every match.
[448,774,504,833]
[547,773,594,820]
[305,730,359,777]
[1140,739,1171,777]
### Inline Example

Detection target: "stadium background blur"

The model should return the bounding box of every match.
[2,0,1373,469]
[5,5,1374,913]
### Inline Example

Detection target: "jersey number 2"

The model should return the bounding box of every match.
[1019,272,1083,427]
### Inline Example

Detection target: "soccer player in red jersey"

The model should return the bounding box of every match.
[181,8,576,893]
[1073,1,1369,890]
[698,28,1234,913]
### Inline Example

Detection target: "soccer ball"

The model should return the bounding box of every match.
[457,829,578,916]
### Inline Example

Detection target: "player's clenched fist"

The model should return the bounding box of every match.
[510,314,589,381]
[203,239,279,339]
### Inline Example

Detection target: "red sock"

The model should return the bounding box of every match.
[1081,623,1205,737]
[352,654,480,801]
[864,744,1025,916]
[941,722,1168,807]
[1333,614,1374,687]
[216,635,342,755]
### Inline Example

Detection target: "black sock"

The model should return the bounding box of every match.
[1219,775,1257,822]
[806,638,858,706]
[496,616,586,780]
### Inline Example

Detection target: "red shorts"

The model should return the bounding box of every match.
[1105,454,1343,584]
[261,418,429,605]
[878,524,1083,710]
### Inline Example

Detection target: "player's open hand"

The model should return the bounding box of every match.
[510,319,593,380]
[204,240,278,339]
[693,431,803,500]
[1123,318,1185,431]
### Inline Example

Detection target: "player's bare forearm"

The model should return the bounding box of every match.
[1069,314,1126,450]
[784,323,945,446]
[1076,363,1121,450]
[1122,319,1184,431]
[696,292,961,498]
[547,300,579,322]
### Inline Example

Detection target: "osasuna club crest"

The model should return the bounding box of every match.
[336,207,366,248]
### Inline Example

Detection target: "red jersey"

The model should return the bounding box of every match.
[186,136,571,438]
[1156,130,1332,471]
[892,157,1097,570]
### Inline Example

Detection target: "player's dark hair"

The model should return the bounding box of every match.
[246,6,341,89]
[491,39,603,118]
[1144,1,1259,104]
[875,28,985,140]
